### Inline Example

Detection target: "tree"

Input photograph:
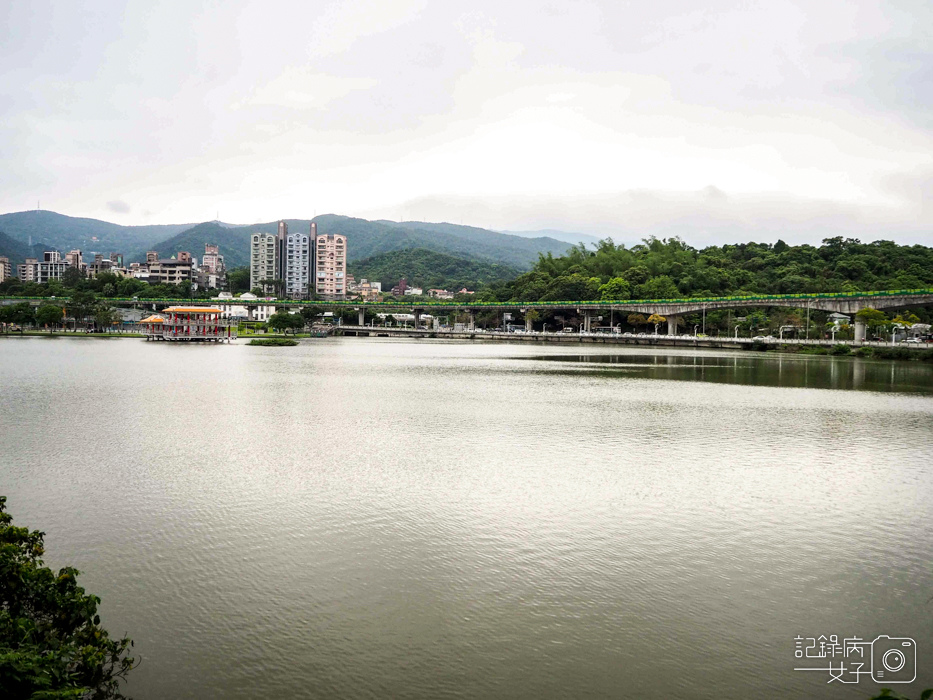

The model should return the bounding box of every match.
[94,304,119,332]
[268,311,304,335]
[35,304,64,330]
[855,307,890,338]
[10,303,35,333]
[68,291,98,331]
[627,313,647,331]
[226,267,250,294]
[0,497,136,698]
[598,277,631,301]
[646,313,667,334]
[0,305,12,332]
[636,276,680,300]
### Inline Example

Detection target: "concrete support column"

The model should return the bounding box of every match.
[469,312,475,331]
[525,316,533,332]
[358,308,365,326]
[667,315,680,336]
[583,313,592,332]
[854,321,866,343]
[413,310,421,329]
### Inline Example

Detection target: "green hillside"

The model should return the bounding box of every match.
[0,210,194,255]
[137,222,253,268]
[0,231,52,265]
[490,236,933,303]
[132,214,573,269]
[348,248,521,291]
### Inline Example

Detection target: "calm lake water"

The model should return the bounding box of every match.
[2,337,932,699]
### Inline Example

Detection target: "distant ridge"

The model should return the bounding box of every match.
[131,214,572,269]
[0,210,195,255]
[0,210,574,271]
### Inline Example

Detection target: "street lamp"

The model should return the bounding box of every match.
[693,324,699,337]
[734,324,741,339]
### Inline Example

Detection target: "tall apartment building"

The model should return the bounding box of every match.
[278,221,312,299]
[249,221,314,298]
[146,251,159,264]
[314,226,347,300]
[0,256,10,283]
[250,232,277,293]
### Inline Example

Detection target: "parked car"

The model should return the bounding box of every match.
[752,335,767,341]
[905,338,921,344]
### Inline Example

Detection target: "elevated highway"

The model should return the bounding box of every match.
[3,289,931,342]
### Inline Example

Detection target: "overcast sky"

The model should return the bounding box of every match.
[1,0,931,244]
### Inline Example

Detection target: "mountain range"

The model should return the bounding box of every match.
[0,211,574,270]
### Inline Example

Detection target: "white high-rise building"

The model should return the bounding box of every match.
[276,221,312,299]
[250,232,277,294]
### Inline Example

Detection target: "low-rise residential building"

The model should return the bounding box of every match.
[36,251,67,284]
[428,288,454,299]
[215,292,276,322]
[147,258,193,286]
[403,286,423,296]
[357,279,380,301]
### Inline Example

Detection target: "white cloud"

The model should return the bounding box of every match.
[236,68,377,110]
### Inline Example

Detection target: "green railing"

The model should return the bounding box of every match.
[1,288,932,308]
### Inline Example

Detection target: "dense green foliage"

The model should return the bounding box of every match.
[490,236,933,302]
[267,312,304,335]
[348,248,520,291]
[0,497,135,698]
[0,268,211,302]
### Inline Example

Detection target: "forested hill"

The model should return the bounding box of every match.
[491,237,933,302]
[132,215,572,269]
[348,248,521,291]
[0,210,193,256]
[0,231,52,265]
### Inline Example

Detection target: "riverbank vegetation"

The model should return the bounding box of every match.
[248,337,298,346]
[0,497,135,698]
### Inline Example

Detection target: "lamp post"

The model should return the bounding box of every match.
[735,324,741,339]
[694,324,699,337]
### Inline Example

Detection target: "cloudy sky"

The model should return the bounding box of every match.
[1,0,931,244]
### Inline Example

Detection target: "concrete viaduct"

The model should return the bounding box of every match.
[3,290,932,342]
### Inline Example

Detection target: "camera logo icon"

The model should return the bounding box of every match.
[871,636,916,684]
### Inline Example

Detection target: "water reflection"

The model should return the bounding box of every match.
[521,352,933,394]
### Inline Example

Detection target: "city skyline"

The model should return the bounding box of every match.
[1,1,931,246]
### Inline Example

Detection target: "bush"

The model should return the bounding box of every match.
[854,346,873,358]
[829,344,852,355]
[0,497,135,698]
[248,337,298,346]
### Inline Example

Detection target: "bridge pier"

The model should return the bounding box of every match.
[525,316,533,332]
[854,321,866,343]
[358,308,365,326]
[413,310,421,329]
[469,311,475,331]
[667,315,681,336]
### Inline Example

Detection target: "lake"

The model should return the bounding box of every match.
[1,337,931,699]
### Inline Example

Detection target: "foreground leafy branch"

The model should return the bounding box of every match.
[0,497,136,699]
